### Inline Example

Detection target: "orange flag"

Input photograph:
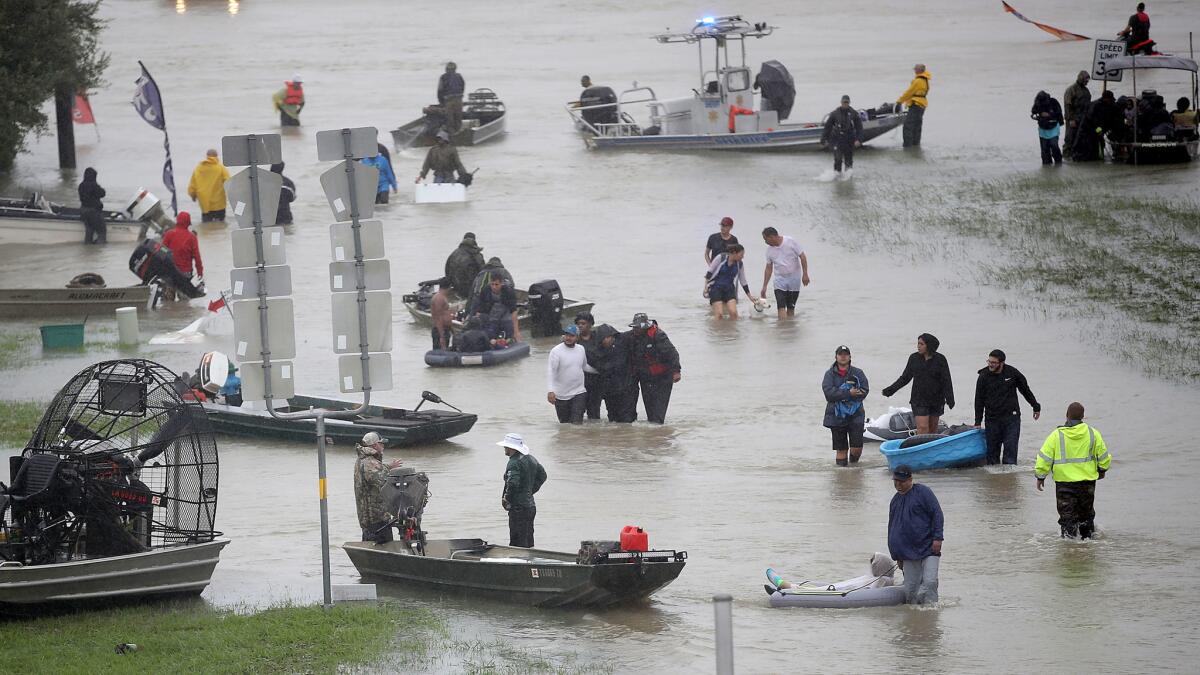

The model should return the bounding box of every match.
[72,92,96,124]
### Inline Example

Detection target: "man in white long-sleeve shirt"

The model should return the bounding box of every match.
[547,324,588,424]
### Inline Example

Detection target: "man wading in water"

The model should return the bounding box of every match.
[499,433,547,548]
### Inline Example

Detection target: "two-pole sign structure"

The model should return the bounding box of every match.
[224,128,393,608]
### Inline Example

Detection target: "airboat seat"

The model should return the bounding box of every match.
[8,454,63,504]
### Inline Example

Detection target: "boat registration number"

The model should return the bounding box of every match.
[531,568,563,579]
[461,355,484,365]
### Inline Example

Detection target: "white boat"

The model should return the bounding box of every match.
[0,194,148,244]
[564,15,905,151]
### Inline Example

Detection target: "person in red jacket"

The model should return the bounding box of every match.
[161,211,204,280]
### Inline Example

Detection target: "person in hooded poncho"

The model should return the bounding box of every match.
[77,167,107,244]
[881,333,954,435]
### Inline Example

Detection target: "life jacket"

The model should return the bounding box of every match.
[284,82,304,106]
[636,325,671,377]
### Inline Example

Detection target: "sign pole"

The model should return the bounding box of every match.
[316,413,332,608]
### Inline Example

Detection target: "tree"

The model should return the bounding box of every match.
[0,0,109,171]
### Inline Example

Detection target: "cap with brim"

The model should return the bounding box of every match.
[629,312,650,328]
[835,345,851,355]
[892,465,913,480]
[563,324,578,335]
[496,432,529,453]
[361,431,388,446]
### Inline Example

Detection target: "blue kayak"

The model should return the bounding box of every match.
[879,429,986,472]
[424,342,531,367]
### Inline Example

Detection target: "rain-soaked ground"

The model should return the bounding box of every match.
[3,0,1200,671]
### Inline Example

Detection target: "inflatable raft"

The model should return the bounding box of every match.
[424,342,531,367]
[765,555,905,608]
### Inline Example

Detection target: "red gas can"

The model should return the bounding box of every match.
[620,525,648,552]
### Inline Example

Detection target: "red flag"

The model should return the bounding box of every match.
[72,92,96,124]
[207,296,226,313]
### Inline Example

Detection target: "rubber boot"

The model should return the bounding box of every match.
[1060,523,1078,539]
[1078,521,1094,540]
[836,458,849,467]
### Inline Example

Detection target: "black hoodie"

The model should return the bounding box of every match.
[881,333,954,409]
[78,167,105,210]
[974,363,1040,425]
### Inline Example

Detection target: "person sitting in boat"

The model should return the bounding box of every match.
[474,273,522,342]
[416,130,468,184]
[766,552,898,590]
[466,256,514,313]
[354,431,403,544]
[444,232,485,299]
[1173,97,1198,140]
[1137,92,1174,140]
[454,316,491,353]
[1117,2,1154,55]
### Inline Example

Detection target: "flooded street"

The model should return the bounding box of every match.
[3,0,1200,671]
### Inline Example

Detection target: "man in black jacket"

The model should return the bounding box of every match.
[973,349,1041,465]
[270,163,295,225]
[77,167,107,244]
[437,62,465,132]
[626,313,681,424]
[821,95,863,176]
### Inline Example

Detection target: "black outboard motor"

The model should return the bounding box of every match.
[527,280,564,338]
[381,467,429,553]
[128,239,204,300]
[580,86,618,126]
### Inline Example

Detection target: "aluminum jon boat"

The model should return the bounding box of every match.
[564,15,904,151]
[391,88,507,150]
[0,194,147,244]
[0,285,153,318]
[344,538,687,608]
[879,428,986,472]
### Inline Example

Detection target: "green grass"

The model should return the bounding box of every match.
[814,175,1200,380]
[0,332,33,369]
[0,400,46,449]
[0,600,441,674]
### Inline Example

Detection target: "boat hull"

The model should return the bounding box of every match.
[425,342,531,367]
[201,395,476,448]
[0,199,143,245]
[402,294,594,333]
[0,539,229,609]
[879,429,987,471]
[586,114,904,151]
[0,286,152,318]
[343,539,685,608]
[1105,137,1198,164]
[767,584,907,608]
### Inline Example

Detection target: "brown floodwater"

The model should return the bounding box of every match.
[3,0,1199,671]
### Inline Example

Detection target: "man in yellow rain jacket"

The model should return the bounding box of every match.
[1035,402,1112,539]
[187,149,231,222]
[896,64,931,148]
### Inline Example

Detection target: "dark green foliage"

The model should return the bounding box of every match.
[0,0,109,170]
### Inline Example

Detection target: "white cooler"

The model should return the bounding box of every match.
[415,183,467,204]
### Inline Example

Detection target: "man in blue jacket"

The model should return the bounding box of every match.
[888,465,943,605]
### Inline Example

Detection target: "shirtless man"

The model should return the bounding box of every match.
[430,279,453,351]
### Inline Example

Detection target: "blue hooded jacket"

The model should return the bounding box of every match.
[361,155,397,193]
[822,362,869,428]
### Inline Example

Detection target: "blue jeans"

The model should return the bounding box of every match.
[985,414,1022,465]
[902,555,939,605]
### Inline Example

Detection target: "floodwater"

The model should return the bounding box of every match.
[3,0,1200,671]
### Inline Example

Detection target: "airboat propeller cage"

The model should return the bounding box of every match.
[2,359,220,566]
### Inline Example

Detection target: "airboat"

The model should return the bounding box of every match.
[1102,55,1199,164]
[0,360,227,611]
[564,15,905,151]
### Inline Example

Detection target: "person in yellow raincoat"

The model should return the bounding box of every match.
[896,64,931,148]
[187,149,231,222]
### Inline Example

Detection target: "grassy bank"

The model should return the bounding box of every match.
[816,174,1200,380]
[0,400,45,449]
[0,601,439,674]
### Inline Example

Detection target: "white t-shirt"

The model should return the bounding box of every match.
[765,236,805,291]
[547,342,587,399]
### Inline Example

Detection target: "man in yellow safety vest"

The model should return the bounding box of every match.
[1034,401,1112,539]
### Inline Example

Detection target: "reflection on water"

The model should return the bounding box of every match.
[892,605,943,659]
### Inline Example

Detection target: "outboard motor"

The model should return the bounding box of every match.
[527,279,564,338]
[381,467,430,554]
[128,238,205,302]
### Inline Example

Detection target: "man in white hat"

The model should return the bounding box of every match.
[353,431,402,543]
[273,73,305,127]
[498,433,547,547]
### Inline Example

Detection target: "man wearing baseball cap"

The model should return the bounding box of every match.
[704,216,739,264]
[626,313,681,424]
[887,465,944,605]
[353,431,403,544]
[548,324,588,423]
[273,73,305,127]
[498,433,547,547]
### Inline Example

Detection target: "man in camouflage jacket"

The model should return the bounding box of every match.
[354,431,402,543]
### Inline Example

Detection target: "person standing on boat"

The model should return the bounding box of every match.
[888,465,943,605]
[1063,71,1092,158]
[444,232,485,298]
[272,73,305,126]
[161,211,204,286]
[759,227,809,319]
[1035,402,1112,539]
[626,313,681,424]
[822,345,869,467]
[821,95,863,176]
[437,62,465,132]
[704,244,757,320]
[499,433,547,548]
[973,349,1041,466]
[547,324,588,424]
[1031,91,1065,166]
[704,216,739,264]
[881,333,954,436]
[354,431,402,544]
[430,278,453,351]
[896,64,931,148]
[361,151,398,204]
[188,149,231,222]
[269,163,296,225]
[416,130,468,184]
[77,167,107,244]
